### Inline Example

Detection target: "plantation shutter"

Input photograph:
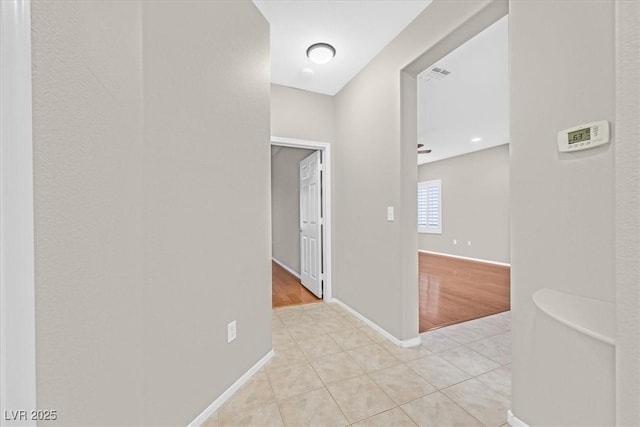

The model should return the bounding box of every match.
[417,179,442,234]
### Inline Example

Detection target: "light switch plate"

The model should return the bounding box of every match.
[387,207,394,221]
[227,320,237,343]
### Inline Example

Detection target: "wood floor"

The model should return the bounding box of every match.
[271,254,509,330]
[272,261,320,308]
[419,252,510,332]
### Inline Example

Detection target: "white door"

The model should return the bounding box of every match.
[300,151,322,298]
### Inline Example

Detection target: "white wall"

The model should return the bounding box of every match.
[271,146,315,273]
[510,0,616,425]
[30,1,271,425]
[418,145,510,264]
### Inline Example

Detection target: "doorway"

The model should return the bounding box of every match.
[270,137,332,307]
[412,15,510,332]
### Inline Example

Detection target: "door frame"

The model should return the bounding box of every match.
[0,0,37,422]
[271,136,332,301]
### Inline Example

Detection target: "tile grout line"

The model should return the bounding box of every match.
[281,305,358,426]
[274,305,360,424]
[277,302,412,425]
[262,365,287,426]
[271,305,510,426]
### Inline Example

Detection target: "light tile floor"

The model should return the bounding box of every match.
[202,302,511,427]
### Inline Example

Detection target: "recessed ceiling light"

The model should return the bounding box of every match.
[471,137,482,142]
[307,43,336,65]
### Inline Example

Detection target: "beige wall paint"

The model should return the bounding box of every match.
[271,84,334,142]
[333,0,506,341]
[32,1,145,423]
[141,2,271,424]
[510,0,615,425]
[271,146,315,273]
[31,1,270,425]
[418,145,510,264]
[615,0,640,424]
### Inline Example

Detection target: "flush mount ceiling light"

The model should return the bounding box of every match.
[306,43,336,65]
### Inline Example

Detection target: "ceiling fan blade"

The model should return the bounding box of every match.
[417,144,424,148]
[418,149,432,154]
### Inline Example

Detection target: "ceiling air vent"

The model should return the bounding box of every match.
[419,67,451,82]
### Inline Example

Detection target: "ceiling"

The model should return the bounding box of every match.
[253,0,432,96]
[417,16,509,164]
[254,2,508,165]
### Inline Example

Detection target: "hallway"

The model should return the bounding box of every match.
[201,303,511,426]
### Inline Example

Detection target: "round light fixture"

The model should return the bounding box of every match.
[306,43,336,65]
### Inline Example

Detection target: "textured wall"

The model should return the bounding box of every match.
[31,1,145,423]
[141,2,271,424]
[510,0,616,424]
[615,1,640,424]
[31,1,271,425]
[271,146,315,273]
[418,145,510,264]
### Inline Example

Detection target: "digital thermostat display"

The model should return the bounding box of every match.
[568,127,591,145]
[558,120,610,153]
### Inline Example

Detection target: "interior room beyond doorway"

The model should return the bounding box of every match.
[416,16,510,332]
[270,138,332,308]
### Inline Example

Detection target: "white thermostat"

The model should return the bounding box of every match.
[558,120,610,152]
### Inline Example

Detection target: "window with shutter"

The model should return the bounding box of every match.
[418,179,442,234]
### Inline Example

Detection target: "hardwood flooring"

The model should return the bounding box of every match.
[419,252,510,333]
[271,253,508,330]
[272,261,320,308]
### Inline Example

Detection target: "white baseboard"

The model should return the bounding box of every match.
[331,299,421,348]
[272,257,300,279]
[418,250,511,267]
[187,349,274,427]
[507,410,529,427]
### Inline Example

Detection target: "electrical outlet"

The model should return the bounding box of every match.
[453,239,457,245]
[467,241,472,246]
[227,320,237,343]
